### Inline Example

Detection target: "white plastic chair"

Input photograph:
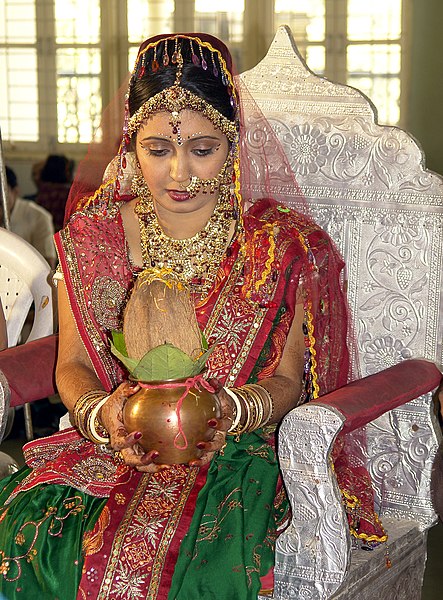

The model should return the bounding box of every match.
[0,227,54,441]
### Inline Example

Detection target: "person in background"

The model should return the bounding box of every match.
[4,166,57,269]
[35,154,74,232]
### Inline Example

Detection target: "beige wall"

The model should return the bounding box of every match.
[406,0,443,176]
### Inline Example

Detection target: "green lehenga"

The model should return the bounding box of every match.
[0,467,106,599]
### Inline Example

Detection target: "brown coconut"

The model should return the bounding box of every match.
[123,275,202,360]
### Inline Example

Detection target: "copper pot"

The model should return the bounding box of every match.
[123,377,221,465]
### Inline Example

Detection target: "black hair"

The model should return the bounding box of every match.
[128,38,234,122]
[40,154,73,184]
[5,166,17,189]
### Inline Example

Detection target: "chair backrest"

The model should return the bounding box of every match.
[240,25,442,533]
[242,27,442,597]
[240,26,443,375]
[0,227,54,346]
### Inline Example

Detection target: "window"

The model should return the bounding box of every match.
[274,0,326,74]
[55,0,101,143]
[127,0,174,69]
[194,0,244,68]
[0,0,39,142]
[0,0,407,156]
[275,0,405,126]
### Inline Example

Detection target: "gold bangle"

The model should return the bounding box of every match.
[89,395,111,444]
[231,387,254,436]
[242,384,263,431]
[249,383,274,426]
[224,387,242,432]
[73,390,109,443]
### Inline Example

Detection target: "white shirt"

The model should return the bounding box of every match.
[9,197,56,262]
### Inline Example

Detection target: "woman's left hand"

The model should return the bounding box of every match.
[189,379,234,467]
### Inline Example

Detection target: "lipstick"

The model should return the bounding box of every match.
[167,190,191,202]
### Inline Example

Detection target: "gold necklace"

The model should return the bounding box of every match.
[132,174,236,295]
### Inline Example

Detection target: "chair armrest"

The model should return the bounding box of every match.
[273,359,442,598]
[275,403,348,598]
[314,359,442,434]
[0,334,58,407]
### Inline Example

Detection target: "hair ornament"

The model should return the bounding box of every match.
[162,39,169,66]
[199,44,208,71]
[190,39,200,66]
[211,51,219,77]
[138,52,146,79]
[173,45,184,86]
[171,37,179,64]
[152,45,159,73]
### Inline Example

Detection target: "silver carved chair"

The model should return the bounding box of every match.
[240,26,443,599]
[0,25,441,600]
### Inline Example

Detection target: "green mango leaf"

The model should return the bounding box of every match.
[111,331,128,357]
[136,343,195,380]
[201,332,209,351]
[190,347,214,376]
[110,343,139,374]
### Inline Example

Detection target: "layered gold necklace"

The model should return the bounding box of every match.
[133,174,236,295]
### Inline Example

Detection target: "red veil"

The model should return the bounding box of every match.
[63,32,383,544]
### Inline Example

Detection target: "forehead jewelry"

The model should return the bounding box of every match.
[127,39,237,143]
[155,131,203,145]
[168,45,183,142]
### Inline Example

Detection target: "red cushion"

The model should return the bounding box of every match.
[0,335,58,407]
[315,359,442,433]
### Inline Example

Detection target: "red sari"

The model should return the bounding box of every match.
[0,195,381,599]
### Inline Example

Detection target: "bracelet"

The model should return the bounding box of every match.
[252,383,274,426]
[73,389,110,444]
[226,382,275,438]
[224,387,242,432]
[241,385,262,431]
[89,395,111,444]
[72,389,103,433]
[228,386,252,438]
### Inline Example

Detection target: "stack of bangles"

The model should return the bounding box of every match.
[72,389,110,445]
[224,383,274,440]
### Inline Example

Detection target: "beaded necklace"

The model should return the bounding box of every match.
[133,174,236,295]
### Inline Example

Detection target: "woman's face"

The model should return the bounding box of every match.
[135,109,230,216]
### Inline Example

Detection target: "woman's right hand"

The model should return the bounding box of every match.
[100,381,168,473]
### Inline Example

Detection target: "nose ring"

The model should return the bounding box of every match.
[178,175,193,191]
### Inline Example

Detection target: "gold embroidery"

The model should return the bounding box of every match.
[82,506,111,556]
[197,488,243,545]
[59,227,119,388]
[0,496,86,583]
[91,276,127,330]
[97,466,198,599]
